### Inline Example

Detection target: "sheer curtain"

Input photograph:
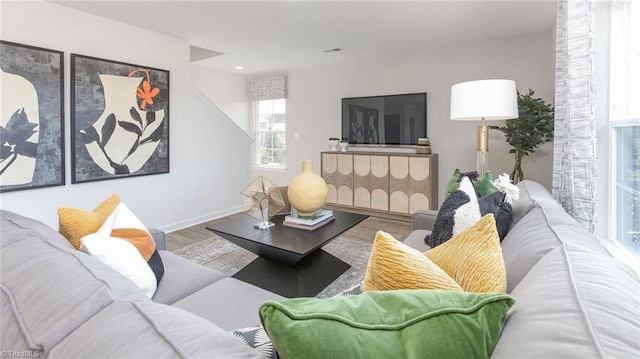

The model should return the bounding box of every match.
[552,0,598,233]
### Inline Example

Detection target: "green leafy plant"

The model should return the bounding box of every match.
[490,89,554,183]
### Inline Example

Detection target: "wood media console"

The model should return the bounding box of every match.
[321,151,438,219]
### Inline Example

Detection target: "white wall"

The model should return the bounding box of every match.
[190,66,251,135]
[0,1,252,231]
[254,31,555,206]
[1,1,554,231]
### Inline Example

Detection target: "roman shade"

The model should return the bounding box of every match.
[248,75,287,101]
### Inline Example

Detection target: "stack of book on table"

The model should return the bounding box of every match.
[283,209,335,230]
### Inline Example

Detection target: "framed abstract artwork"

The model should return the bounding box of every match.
[0,40,65,193]
[71,54,169,183]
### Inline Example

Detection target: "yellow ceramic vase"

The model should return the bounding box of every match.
[288,160,328,217]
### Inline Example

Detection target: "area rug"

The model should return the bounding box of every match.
[173,234,372,298]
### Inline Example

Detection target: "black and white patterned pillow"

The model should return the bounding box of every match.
[334,282,363,297]
[478,191,513,241]
[426,174,518,247]
[425,176,480,248]
[230,283,365,357]
[230,325,277,358]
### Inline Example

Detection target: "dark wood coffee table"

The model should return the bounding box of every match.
[206,210,368,297]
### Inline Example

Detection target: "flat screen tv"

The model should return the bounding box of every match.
[341,92,427,146]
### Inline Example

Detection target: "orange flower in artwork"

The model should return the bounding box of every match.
[136,80,160,109]
[128,69,160,110]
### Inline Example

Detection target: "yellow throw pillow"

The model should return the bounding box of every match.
[93,194,121,216]
[58,194,121,249]
[425,214,507,293]
[363,231,463,292]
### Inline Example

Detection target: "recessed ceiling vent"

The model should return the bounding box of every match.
[322,47,343,54]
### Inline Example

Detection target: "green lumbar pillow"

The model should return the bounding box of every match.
[259,290,514,359]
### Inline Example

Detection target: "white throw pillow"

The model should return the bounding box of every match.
[97,202,165,285]
[451,176,482,236]
[98,202,149,236]
[80,233,157,298]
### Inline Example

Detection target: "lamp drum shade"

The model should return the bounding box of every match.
[450,79,518,121]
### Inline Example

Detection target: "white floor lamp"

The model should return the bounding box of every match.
[450,79,519,175]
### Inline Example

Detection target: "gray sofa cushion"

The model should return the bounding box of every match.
[173,278,285,331]
[502,206,564,292]
[1,289,41,357]
[502,204,609,292]
[411,209,438,231]
[1,209,73,249]
[492,243,640,358]
[152,250,226,305]
[49,301,265,358]
[402,229,431,252]
[1,211,150,355]
[510,180,562,230]
[149,227,167,250]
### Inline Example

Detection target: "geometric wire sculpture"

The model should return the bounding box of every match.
[240,176,285,230]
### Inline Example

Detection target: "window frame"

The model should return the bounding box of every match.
[608,0,639,263]
[610,119,640,249]
[253,98,286,170]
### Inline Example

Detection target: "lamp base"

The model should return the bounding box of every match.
[477,150,488,175]
[254,221,275,230]
[476,121,489,175]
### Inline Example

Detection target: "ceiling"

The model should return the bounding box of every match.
[53,0,557,75]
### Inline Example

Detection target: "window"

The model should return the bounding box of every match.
[613,122,640,256]
[255,98,286,168]
[610,0,639,258]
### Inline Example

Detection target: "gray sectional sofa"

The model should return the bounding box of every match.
[1,209,284,358]
[404,180,640,358]
[2,179,639,358]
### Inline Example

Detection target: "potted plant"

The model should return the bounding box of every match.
[328,137,340,151]
[490,89,554,183]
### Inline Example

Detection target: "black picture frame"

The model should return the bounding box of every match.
[71,54,169,184]
[0,41,65,193]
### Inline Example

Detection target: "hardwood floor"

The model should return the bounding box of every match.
[165,212,413,252]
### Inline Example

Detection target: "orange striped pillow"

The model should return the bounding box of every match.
[97,203,164,285]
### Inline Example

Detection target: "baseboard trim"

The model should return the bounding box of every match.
[159,206,243,233]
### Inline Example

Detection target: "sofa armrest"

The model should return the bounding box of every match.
[149,228,166,250]
[412,209,438,231]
